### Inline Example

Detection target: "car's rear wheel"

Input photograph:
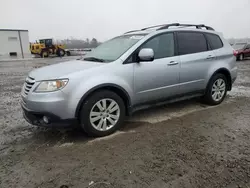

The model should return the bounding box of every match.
[79,90,125,137]
[203,73,227,105]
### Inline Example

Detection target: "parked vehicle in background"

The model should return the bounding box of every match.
[21,23,237,137]
[30,39,65,58]
[233,43,250,61]
[65,48,92,56]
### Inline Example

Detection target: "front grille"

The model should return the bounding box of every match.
[23,76,35,95]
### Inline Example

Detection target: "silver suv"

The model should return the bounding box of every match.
[21,23,237,136]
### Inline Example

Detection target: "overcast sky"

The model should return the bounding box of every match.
[0,0,249,41]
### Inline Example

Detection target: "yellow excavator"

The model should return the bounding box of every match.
[30,39,65,58]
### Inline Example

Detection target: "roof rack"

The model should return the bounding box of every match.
[124,30,142,34]
[157,23,214,31]
[141,24,178,31]
[124,23,214,34]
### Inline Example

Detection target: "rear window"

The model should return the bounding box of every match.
[205,33,223,50]
[233,43,246,50]
[177,32,208,55]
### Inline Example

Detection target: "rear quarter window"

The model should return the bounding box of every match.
[205,33,223,50]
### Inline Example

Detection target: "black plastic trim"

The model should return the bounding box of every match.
[131,90,205,114]
[206,68,232,91]
[0,29,28,32]
[22,106,77,127]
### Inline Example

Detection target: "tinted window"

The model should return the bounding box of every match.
[177,32,207,55]
[205,33,223,50]
[233,43,247,50]
[141,33,175,59]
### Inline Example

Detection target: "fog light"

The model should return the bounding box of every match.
[43,116,49,124]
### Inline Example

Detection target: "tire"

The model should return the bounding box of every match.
[239,54,244,61]
[57,49,65,57]
[41,50,49,58]
[203,73,227,105]
[79,90,125,137]
[66,51,71,56]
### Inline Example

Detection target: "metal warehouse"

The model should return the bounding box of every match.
[0,29,31,60]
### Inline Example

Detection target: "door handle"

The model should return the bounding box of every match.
[168,61,179,66]
[206,55,215,60]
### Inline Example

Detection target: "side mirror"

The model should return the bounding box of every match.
[138,48,154,62]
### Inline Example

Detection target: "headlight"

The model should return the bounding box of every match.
[34,79,68,92]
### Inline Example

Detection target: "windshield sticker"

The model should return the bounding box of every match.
[130,36,144,40]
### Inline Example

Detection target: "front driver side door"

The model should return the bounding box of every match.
[133,32,180,105]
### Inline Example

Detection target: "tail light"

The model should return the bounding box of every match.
[233,50,238,56]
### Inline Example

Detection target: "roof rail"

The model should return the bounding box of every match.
[124,23,180,34]
[196,24,214,31]
[124,24,168,34]
[157,23,214,31]
[124,23,214,34]
[124,30,142,34]
[141,23,179,31]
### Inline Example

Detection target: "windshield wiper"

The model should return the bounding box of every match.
[83,57,105,62]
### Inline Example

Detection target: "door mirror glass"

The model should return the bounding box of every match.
[138,48,154,62]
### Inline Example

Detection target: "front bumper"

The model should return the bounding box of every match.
[22,104,77,127]
[21,86,77,127]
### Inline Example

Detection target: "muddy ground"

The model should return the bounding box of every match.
[0,57,250,188]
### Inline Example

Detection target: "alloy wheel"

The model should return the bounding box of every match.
[211,78,226,102]
[89,98,120,131]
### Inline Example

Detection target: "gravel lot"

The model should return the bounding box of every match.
[0,57,250,188]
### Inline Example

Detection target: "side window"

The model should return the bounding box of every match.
[177,32,208,55]
[205,33,223,50]
[141,33,175,59]
[246,44,250,49]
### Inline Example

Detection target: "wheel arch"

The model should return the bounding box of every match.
[207,68,232,91]
[75,84,132,118]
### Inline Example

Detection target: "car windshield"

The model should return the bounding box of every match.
[233,43,246,50]
[83,34,145,62]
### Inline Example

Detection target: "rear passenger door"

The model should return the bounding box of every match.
[177,31,215,94]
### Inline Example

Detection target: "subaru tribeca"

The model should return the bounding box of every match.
[21,23,237,137]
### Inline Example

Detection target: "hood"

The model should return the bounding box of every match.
[29,60,104,81]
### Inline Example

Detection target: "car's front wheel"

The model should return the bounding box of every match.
[79,90,125,137]
[203,73,227,105]
[239,54,244,61]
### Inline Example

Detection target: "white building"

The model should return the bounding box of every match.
[0,29,31,60]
